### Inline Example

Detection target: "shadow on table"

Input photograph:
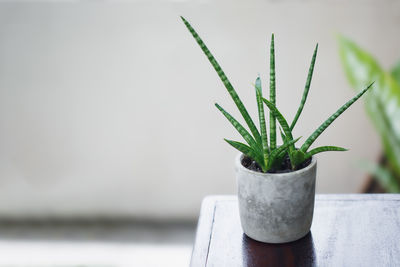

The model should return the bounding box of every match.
[242,232,316,267]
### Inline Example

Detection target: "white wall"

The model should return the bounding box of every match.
[0,0,397,220]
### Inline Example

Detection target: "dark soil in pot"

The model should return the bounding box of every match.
[241,154,312,174]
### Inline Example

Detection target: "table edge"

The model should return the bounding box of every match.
[190,194,400,266]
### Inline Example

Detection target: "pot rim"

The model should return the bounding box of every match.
[236,153,317,177]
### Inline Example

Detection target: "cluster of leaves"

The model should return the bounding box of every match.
[181,17,373,173]
[339,35,400,192]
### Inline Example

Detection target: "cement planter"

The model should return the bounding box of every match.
[236,153,317,243]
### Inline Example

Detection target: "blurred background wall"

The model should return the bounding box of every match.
[0,0,397,220]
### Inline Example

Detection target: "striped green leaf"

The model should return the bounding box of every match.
[181,17,261,144]
[290,150,307,169]
[215,103,260,152]
[224,139,265,171]
[268,137,301,169]
[255,76,269,167]
[262,98,294,146]
[305,146,347,159]
[277,127,290,156]
[290,44,318,131]
[279,127,286,143]
[262,97,298,166]
[266,128,292,169]
[269,34,277,150]
[300,82,374,152]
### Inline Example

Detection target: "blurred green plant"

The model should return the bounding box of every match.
[338,35,400,192]
[181,17,373,173]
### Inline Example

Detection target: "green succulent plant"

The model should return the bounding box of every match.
[181,17,373,172]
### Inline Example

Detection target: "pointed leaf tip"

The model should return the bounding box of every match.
[255,77,262,93]
[335,33,348,42]
[364,81,375,92]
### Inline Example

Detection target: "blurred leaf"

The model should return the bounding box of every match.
[359,160,400,193]
[391,61,400,85]
[338,35,400,178]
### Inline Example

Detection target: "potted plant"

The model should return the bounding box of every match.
[338,35,400,193]
[181,17,373,243]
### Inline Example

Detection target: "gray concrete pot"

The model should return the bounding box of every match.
[236,153,317,243]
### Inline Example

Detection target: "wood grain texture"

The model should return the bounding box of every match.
[190,195,400,267]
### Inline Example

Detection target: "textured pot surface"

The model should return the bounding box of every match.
[236,154,317,243]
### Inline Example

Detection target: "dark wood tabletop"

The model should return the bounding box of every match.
[190,194,400,267]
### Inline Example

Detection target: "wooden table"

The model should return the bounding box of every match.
[190,194,400,267]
